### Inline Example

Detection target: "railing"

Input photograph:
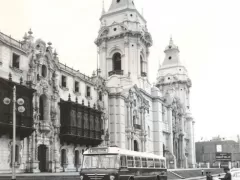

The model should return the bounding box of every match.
[3,112,33,127]
[133,124,142,130]
[141,72,147,77]
[108,70,123,76]
[60,126,102,140]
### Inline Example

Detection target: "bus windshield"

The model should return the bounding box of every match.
[82,154,118,169]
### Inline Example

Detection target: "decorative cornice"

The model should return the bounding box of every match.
[95,31,152,48]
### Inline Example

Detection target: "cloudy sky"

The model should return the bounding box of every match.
[1,0,240,142]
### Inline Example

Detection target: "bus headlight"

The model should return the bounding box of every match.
[110,175,115,180]
[80,175,83,180]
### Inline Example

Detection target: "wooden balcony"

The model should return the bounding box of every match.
[0,113,34,140]
[59,99,103,146]
[0,77,35,139]
[108,70,123,76]
[60,126,102,146]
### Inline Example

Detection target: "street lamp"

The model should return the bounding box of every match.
[3,86,25,180]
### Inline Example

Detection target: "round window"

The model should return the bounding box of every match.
[168,56,172,60]
[114,28,117,31]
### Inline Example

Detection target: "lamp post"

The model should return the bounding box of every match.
[3,86,25,180]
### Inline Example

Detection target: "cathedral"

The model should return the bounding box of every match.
[0,0,196,173]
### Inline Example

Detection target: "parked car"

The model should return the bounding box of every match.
[231,169,240,180]
[213,169,240,180]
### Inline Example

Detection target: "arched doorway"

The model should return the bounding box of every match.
[38,145,48,172]
[112,52,121,71]
[39,94,48,121]
[61,149,67,171]
[74,150,80,171]
[134,140,139,152]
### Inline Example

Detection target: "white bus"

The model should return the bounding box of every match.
[80,146,167,180]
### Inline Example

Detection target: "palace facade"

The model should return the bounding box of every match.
[0,0,196,173]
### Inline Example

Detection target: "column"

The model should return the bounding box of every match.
[127,104,131,127]
[101,42,107,78]
[130,103,133,127]
[188,118,194,168]
[192,121,196,167]
[167,107,176,169]
[140,108,143,128]
[137,42,141,77]
[167,107,174,154]
[146,48,150,79]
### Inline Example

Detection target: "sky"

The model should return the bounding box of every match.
[1,0,240,142]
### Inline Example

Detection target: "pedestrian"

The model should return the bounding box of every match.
[219,167,231,180]
[202,169,204,176]
[207,172,213,180]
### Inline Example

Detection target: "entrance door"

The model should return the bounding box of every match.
[38,145,47,172]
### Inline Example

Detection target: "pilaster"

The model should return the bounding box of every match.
[167,107,176,169]
[124,37,129,75]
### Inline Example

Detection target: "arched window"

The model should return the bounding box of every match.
[61,149,67,166]
[140,55,147,77]
[75,150,80,168]
[112,53,121,71]
[140,56,143,73]
[42,65,47,78]
[39,95,48,121]
[134,140,138,152]
[11,145,20,166]
[99,91,102,101]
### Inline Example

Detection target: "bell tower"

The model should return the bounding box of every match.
[157,37,191,109]
[95,0,153,89]
[156,38,196,168]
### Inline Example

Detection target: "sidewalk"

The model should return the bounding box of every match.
[0,172,79,176]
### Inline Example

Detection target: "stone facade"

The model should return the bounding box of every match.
[0,0,196,172]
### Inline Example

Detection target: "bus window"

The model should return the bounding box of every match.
[147,158,154,168]
[120,155,127,167]
[127,156,134,167]
[160,160,165,168]
[142,157,147,167]
[154,159,160,168]
[135,157,141,167]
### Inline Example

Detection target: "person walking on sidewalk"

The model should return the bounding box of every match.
[206,172,213,180]
[219,167,231,180]
[202,169,204,176]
